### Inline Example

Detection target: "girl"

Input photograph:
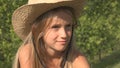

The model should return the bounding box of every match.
[12,0,89,68]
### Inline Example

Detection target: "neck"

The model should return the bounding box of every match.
[46,50,63,68]
[44,45,65,59]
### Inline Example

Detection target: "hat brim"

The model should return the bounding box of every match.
[12,0,85,40]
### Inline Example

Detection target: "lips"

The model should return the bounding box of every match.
[57,41,67,45]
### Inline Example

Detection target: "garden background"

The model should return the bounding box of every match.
[0,0,120,68]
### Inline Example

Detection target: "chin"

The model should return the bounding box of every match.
[55,48,66,52]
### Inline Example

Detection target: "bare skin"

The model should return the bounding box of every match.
[19,44,90,68]
[18,11,90,68]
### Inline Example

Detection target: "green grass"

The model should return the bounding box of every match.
[92,50,120,68]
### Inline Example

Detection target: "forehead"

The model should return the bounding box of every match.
[49,11,73,25]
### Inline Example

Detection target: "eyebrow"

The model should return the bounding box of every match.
[51,23,72,27]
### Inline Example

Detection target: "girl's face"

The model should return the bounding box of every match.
[43,11,73,52]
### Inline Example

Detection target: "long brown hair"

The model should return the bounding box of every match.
[13,6,77,68]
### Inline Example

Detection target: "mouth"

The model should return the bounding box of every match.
[57,41,67,45]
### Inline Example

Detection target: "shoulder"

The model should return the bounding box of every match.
[72,51,90,68]
[19,44,32,59]
[18,44,33,68]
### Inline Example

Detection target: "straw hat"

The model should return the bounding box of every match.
[12,0,86,41]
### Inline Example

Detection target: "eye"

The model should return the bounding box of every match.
[66,24,72,29]
[66,24,72,27]
[51,25,60,29]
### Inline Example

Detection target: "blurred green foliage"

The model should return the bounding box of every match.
[0,0,120,68]
[0,0,27,68]
[76,0,120,61]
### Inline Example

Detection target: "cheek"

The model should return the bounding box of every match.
[48,33,57,40]
[43,31,57,42]
[68,31,72,36]
[67,30,72,38]
[67,31,73,43]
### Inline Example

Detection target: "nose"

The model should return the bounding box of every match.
[59,28,67,39]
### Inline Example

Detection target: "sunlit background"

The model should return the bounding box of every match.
[0,0,120,68]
